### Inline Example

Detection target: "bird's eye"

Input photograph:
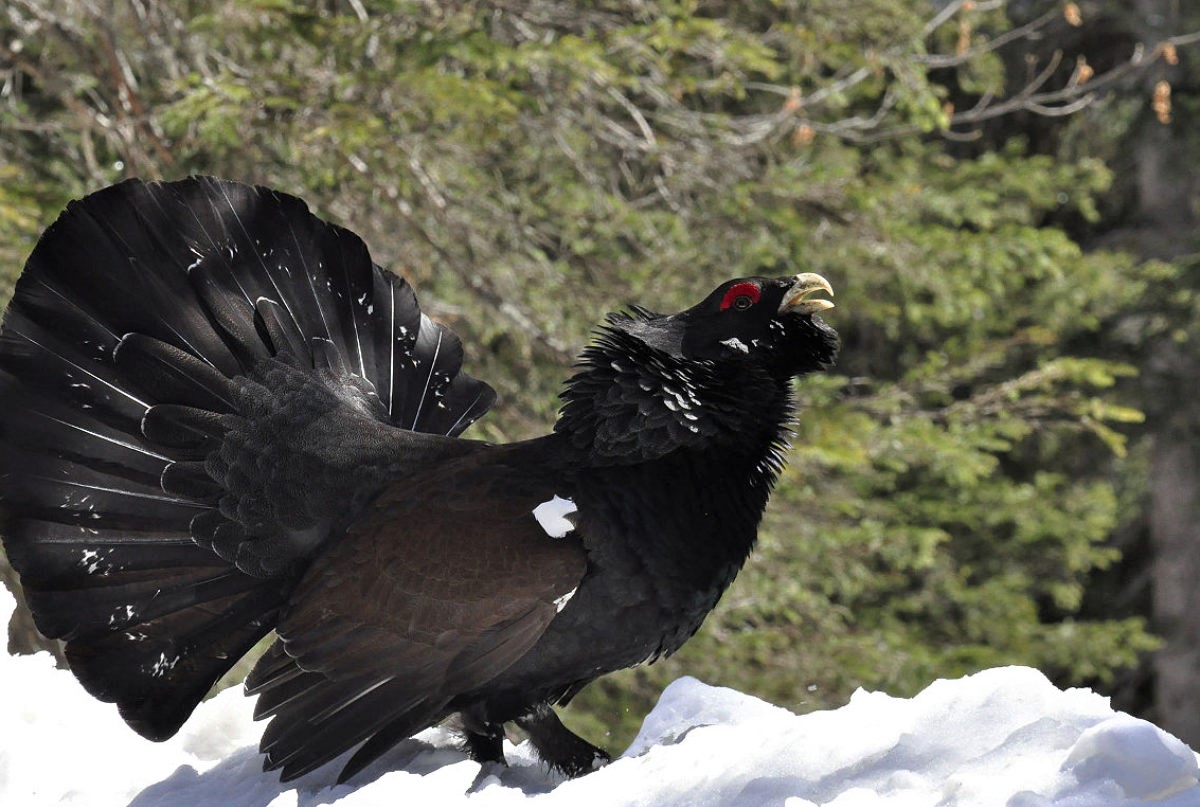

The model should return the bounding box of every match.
[719,281,761,312]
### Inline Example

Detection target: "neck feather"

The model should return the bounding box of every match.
[555,325,794,476]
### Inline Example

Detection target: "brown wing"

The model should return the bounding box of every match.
[245,453,586,782]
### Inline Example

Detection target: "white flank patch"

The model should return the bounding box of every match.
[720,337,749,353]
[532,495,577,539]
[553,587,577,613]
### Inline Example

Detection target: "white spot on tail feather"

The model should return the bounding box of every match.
[150,651,180,678]
[533,495,577,539]
[79,549,100,573]
[108,604,137,626]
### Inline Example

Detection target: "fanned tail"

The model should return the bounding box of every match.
[0,176,495,741]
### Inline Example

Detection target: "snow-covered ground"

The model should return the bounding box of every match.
[1,585,1196,806]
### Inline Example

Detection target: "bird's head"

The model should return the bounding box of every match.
[559,274,838,460]
[620,273,839,379]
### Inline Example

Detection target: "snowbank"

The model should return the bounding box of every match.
[1,584,1196,806]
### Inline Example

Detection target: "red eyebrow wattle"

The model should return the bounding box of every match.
[719,281,762,311]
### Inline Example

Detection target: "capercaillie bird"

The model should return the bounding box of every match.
[0,176,837,782]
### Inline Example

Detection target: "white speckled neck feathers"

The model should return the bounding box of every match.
[554,317,795,473]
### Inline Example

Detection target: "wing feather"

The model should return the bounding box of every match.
[248,454,586,781]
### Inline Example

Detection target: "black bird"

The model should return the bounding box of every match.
[0,177,837,783]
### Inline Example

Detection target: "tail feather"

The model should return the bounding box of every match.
[66,581,288,741]
[253,297,311,365]
[141,405,227,448]
[23,565,262,640]
[160,461,223,500]
[187,257,274,368]
[0,309,150,430]
[161,179,378,386]
[0,383,170,481]
[1,450,207,528]
[29,185,240,374]
[0,176,496,747]
[6,521,215,585]
[112,333,238,411]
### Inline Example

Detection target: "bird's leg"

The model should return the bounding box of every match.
[459,708,507,766]
[515,703,611,777]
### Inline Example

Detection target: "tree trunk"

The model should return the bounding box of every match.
[1131,0,1200,748]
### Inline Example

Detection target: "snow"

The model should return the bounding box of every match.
[1,585,1197,806]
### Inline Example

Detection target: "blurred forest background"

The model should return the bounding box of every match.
[3,0,1200,755]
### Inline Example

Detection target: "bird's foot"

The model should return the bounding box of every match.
[516,703,611,778]
[458,712,507,766]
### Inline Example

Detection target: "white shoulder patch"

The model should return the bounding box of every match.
[533,495,577,539]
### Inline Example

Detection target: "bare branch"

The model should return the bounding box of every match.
[917,7,1061,69]
[342,154,577,363]
[606,86,657,151]
[798,14,1200,147]
[924,0,1009,37]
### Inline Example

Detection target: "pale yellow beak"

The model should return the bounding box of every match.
[779,273,835,315]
